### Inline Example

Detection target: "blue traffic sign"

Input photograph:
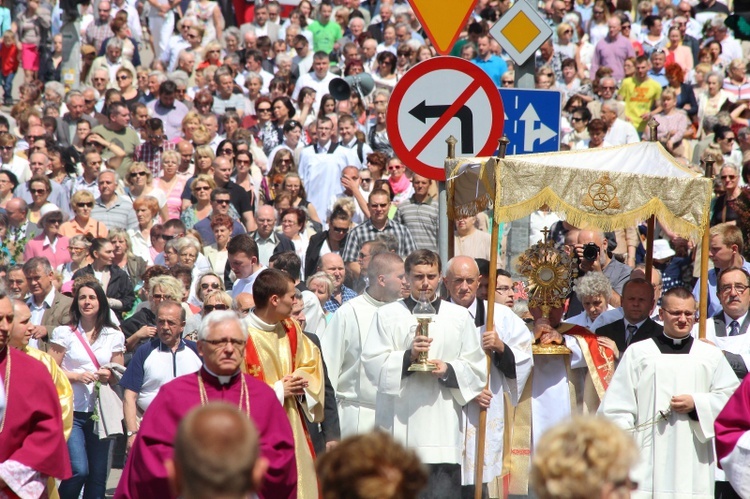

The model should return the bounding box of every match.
[498,88,562,155]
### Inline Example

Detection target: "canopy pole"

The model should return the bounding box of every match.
[473,136,510,499]
[440,137,457,268]
[644,118,660,283]
[699,158,715,339]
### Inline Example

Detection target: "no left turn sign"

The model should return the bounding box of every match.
[386,56,505,181]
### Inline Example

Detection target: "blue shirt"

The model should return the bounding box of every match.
[120,338,202,411]
[648,69,668,88]
[473,55,508,87]
[323,285,357,313]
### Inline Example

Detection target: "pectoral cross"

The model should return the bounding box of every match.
[540,226,551,242]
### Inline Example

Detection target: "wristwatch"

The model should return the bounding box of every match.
[126,430,137,437]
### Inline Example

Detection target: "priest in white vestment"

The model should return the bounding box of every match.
[599,288,739,499]
[321,253,406,438]
[362,250,487,498]
[442,256,533,494]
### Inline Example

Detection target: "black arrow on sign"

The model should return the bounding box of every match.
[409,101,474,154]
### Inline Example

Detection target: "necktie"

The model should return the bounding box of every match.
[730,320,741,336]
[626,324,638,345]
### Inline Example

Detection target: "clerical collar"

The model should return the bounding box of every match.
[653,331,694,354]
[403,294,442,314]
[203,366,240,385]
[246,311,279,332]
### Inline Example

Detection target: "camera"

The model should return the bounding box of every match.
[582,242,600,262]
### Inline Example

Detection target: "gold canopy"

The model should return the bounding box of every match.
[445,142,712,239]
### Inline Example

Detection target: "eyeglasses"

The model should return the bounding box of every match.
[331,227,349,234]
[151,293,168,300]
[30,188,47,194]
[361,178,372,183]
[501,80,514,85]
[571,117,583,122]
[161,234,176,241]
[76,202,94,208]
[622,24,631,29]
[601,85,616,90]
[204,304,230,312]
[719,284,749,294]
[26,135,44,142]
[388,165,403,170]
[194,186,211,192]
[221,148,234,155]
[202,337,245,348]
[215,199,231,205]
[129,171,147,177]
[257,108,272,113]
[0,146,12,151]
[117,74,130,80]
[724,137,736,143]
[46,217,62,225]
[70,247,87,253]
[201,282,221,290]
[661,308,696,319]
[187,33,198,39]
[370,203,388,208]
[93,78,107,82]
[721,175,737,180]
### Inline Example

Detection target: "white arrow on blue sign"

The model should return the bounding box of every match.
[499,88,562,155]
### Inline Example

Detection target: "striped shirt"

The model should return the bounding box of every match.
[341,219,417,263]
[92,196,138,231]
[395,195,439,253]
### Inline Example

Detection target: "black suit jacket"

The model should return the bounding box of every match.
[713,311,749,379]
[366,23,386,43]
[302,331,341,456]
[596,317,663,355]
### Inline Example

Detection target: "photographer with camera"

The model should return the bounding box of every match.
[566,230,632,320]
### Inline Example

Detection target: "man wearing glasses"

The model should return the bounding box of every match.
[250,205,294,267]
[693,223,750,318]
[705,267,750,380]
[121,300,202,452]
[598,287,738,499]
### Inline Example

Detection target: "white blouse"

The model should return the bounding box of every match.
[50,324,125,412]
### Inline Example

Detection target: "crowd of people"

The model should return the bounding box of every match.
[5,0,750,498]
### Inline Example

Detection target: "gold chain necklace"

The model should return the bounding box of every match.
[197,372,251,418]
[0,347,10,434]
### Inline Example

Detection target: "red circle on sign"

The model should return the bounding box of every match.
[386,56,504,182]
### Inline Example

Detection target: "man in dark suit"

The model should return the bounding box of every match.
[596,278,662,358]
[711,266,750,379]
[365,2,393,43]
[55,90,98,148]
[22,257,73,351]
[251,205,295,267]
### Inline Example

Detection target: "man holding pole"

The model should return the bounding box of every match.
[443,256,533,498]
[362,250,486,499]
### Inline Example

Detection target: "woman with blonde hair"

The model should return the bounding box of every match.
[59,234,92,283]
[115,65,142,107]
[282,172,321,224]
[587,0,610,47]
[124,162,169,221]
[181,174,217,229]
[175,110,202,144]
[306,271,335,321]
[109,228,147,285]
[129,196,160,264]
[202,289,232,317]
[198,40,223,70]
[154,150,188,219]
[531,416,638,499]
[61,190,108,238]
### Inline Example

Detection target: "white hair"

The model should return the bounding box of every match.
[197,310,247,340]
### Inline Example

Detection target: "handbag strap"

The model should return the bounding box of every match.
[71,325,101,370]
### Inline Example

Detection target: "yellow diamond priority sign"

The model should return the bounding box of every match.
[489,1,553,65]
[409,0,478,55]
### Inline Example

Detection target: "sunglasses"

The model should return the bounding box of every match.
[221,148,234,154]
[721,175,737,179]
[388,165,403,170]
[215,199,231,205]
[361,178,372,183]
[201,282,221,290]
[117,75,130,80]
[0,146,12,151]
[332,227,349,234]
[76,202,94,208]
[129,171,147,177]
[725,137,736,142]
[152,293,168,300]
[571,117,583,122]
[30,188,47,194]
[194,186,211,192]
[161,234,177,241]
[204,304,229,312]
[257,108,272,113]
[46,217,63,225]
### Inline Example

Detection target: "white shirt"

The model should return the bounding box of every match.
[231,265,266,298]
[26,287,56,349]
[604,119,640,145]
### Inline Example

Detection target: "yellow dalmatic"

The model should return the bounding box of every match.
[21,345,74,499]
[244,313,325,499]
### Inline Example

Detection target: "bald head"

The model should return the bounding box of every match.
[368,252,405,302]
[444,256,480,308]
[320,253,345,289]
[169,402,266,499]
[233,292,255,317]
[9,299,31,349]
